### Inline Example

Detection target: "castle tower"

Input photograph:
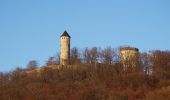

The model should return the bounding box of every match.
[60,31,71,65]
[120,47,139,72]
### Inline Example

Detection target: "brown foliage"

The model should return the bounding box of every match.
[0,48,170,100]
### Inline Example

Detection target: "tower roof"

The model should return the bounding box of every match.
[61,31,71,38]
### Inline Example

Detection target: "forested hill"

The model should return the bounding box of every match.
[0,47,170,100]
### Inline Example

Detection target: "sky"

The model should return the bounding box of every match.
[0,0,170,72]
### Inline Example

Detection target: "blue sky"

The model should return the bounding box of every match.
[0,0,170,72]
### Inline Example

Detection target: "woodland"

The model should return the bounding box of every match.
[0,47,170,100]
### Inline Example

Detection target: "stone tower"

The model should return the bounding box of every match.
[120,47,139,72]
[60,31,71,65]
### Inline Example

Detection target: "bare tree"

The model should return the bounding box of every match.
[27,60,38,70]
[46,57,56,65]
[140,52,152,75]
[56,52,60,64]
[100,47,116,64]
[46,52,60,65]
[83,48,91,64]
[70,47,80,64]
[90,47,99,64]
[151,50,170,79]
[83,47,99,64]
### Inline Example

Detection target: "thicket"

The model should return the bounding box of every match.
[0,47,170,100]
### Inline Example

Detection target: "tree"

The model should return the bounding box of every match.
[83,48,91,64]
[70,47,80,64]
[151,50,170,79]
[83,47,99,64]
[46,56,57,66]
[100,47,116,64]
[140,52,152,75]
[27,60,38,70]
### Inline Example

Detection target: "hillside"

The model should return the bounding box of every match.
[0,48,170,100]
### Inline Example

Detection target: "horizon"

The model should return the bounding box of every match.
[0,0,170,72]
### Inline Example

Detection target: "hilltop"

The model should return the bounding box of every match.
[0,47,170,100]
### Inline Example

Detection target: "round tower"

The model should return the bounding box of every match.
[60,31,71,65]
[120,47,139,72]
